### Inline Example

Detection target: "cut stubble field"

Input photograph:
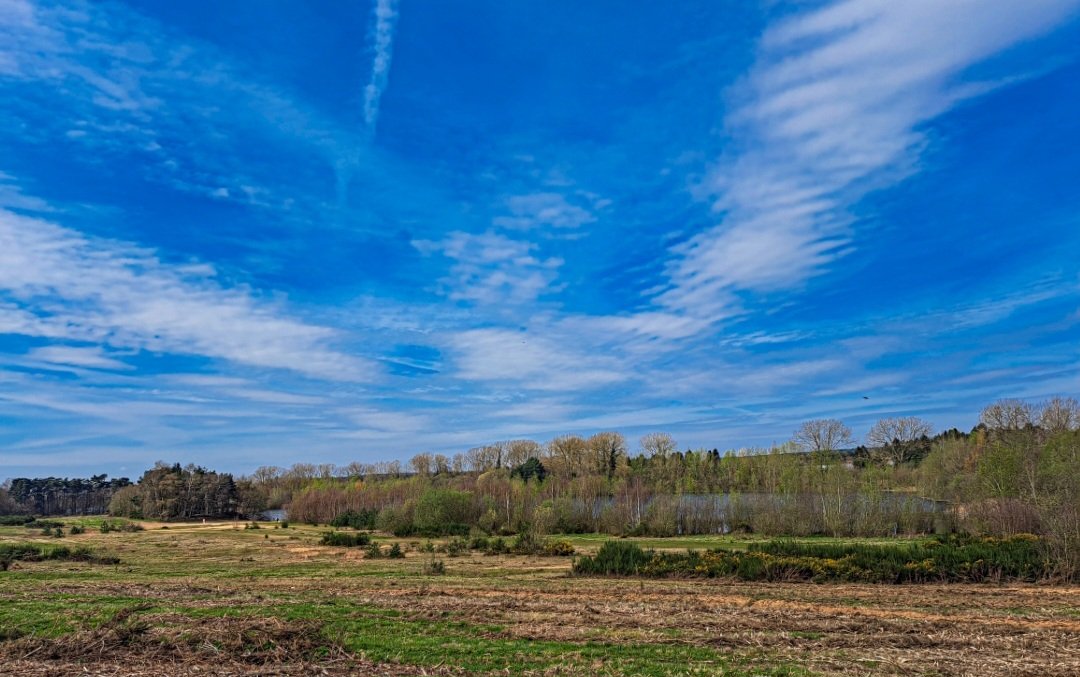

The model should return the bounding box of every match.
[1,521,1078,676]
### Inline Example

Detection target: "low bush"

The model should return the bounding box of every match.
[319,531,371,547]
[503,532,576,557]
[445,537,469,557]
[100,520,144,533]
[387,543,404,559]
[0,515,34,526]
[511,531,541,555]
[330,509,377,530]
[0,542,120,566]
[541,539,576,557]
[68,524,85,535]
[422,557,446,575]
[483,537,508,556]
[573,541,653,576]
[573,535,1052,583]
[24,520,63,530]
[365,542,383,558]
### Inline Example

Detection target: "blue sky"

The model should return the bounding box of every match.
[1,0,1079,478]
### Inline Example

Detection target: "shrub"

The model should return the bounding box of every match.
[511,531,541,555]
[574,536,1052,583]
[541,539,576,557]
[573,541,652,576]
[469,535,490,551]
[330,509,377,530]
[412,489,474,537]
[375,505,415,537]
[24,520,63,530]
[445,538,469,557]
[0,542,120,566]
[484,537,509,556]
[319,531,371,547]
[422,557,446,575]
[244,522,261,530]
[0,515,34,526]
[387,543,404,559]
[505,532,576,557]
[100,520,144,534]
[365,542,383,558]
[279,520,289,529]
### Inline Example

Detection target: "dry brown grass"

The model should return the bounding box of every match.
[2,522,1079,676]
[2,608,457,677]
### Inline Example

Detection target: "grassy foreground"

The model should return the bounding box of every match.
[1,520,1078,676]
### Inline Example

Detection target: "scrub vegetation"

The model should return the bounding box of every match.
[1,521,1078,676]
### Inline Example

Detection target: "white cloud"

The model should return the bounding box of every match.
[27,345,132,371]
[412,231,563,305]
[0,1,359,219]
[450,328,627,391]
[660,0,1080,317]
[0,206,373,381]
[493,192,598,231]
[0,171,54,212]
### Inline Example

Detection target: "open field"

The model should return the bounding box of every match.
[2,521,1078,676]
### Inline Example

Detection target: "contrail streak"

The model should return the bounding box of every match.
[363,0,399,132]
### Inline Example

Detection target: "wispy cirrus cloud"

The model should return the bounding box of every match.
[0,203,373,381]
[26,345,133,371]
[0,0,361,217]
[659,0,1080,317]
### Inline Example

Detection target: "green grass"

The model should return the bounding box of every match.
[0,590,808,676]
[7,519,1066,675]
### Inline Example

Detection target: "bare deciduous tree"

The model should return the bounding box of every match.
[409,453,433,476]
[546,434,588,478]
[866,416,933,465]
[980,399,1035,431]
[792,419,853,453]
[588,432,628,480]
[505,439,542,468]
[433,454,451,475]
[640,432,678,458]
[1039,396,1080,433]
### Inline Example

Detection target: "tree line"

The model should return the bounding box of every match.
[1,396,1076,576]
[3,475,132,516]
